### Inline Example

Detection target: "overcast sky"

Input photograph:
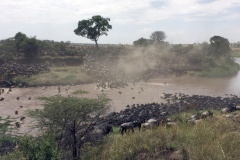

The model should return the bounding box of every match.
[0,0,240,44]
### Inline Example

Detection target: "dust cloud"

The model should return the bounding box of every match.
[82,45,170,88]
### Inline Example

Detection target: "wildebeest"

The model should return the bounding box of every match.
[20,116,25,121]
[221,104,237,113]
[120,122,134,135]
[101,124,113,135]
[142,119,158,130]
[201,110,213,119]
[0,80,12,88]
[15,122,21,128]
[81,124,113,147]
[157,116,168,125]
[91,124,113,137]
[190,112,201,120]
[19,82,28,88]
[132,121,142,131]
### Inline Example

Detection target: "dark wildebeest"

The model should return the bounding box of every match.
[92,124,113,136]
[81,124,113,147]
[103,125,113,135]
[132,121,142,131]
[221,104,237,113]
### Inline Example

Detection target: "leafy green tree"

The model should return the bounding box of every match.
[150,31,166,43]
[28,95,110,159]
[14,32,27,54]
[133,37,153,46]
[209,35,231,56]
[19,133,61,160]
[74,15,112,49]
[0,38,16,60]
[20,37,39,61]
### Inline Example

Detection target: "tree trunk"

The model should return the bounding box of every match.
[94,39,99,49]
[72,120,78,160]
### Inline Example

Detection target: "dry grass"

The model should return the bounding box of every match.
[14,66,95,86]
[82,112,240,160]
[231,48,240,57]
[71,89,89,95]
[1,111,239,160]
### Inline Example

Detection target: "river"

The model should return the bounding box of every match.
[163,58,240,96]
[1,58,239,134]
[106,58,240,111]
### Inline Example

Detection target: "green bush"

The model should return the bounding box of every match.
[19,133,61,160]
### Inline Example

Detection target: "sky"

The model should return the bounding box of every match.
[0,0,240,44]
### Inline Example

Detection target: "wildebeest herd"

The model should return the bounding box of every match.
[0,62,49,87]
[80,47,203,90]
[78,92,240,146]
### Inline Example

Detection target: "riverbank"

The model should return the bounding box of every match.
[13,66,96,87]
[232,48,240,58]
[12,59,240,87]
[81,111,240,160]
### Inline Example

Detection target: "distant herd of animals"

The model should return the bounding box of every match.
[0,62,49,87]
[81,53,175,89]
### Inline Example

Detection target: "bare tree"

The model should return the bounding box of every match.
[150,31,166,43]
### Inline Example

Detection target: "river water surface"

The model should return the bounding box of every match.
[163,58,240,95]
[1,58,240,134]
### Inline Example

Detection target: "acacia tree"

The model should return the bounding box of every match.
[209,35,231,56]
[150,31,166,43]
[74,15,112,49]
[28,95,110,159]
[133,37,153,46]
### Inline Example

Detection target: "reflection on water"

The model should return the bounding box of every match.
[149,58,240,96]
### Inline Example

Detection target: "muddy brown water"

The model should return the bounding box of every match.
[1,58,240,135]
